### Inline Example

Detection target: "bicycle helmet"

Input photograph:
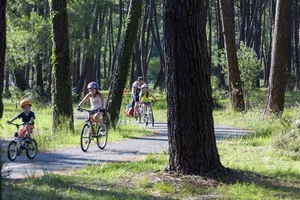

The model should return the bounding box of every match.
[137,76,143,81]
[20,99,32,108]
[87,82,99,89]
[141,83,148,89]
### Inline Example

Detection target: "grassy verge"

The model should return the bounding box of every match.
[2,90,300,199]
[3,136,300,199]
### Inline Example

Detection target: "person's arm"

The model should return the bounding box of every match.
[131,84,136,96]
[28,112,35,124]
[139,90,143,103]
[148,89,157,101]
[8,115,18,123]
[77,93,91,107]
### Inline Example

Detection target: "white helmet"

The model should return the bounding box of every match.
[141,83,148,89]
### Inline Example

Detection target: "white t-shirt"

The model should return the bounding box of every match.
[90,94,104,110]
[132,81,141,96]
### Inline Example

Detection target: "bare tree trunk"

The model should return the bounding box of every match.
[152,0,165,89]
[106,0,142,127]
[13,69,29,91]
[265,0,291,116]
[164,0,223,175]
[0,0,7,119]
[35,54,44,93]
[220,0,245,111]
[50,0,74,132]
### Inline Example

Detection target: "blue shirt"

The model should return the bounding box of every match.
[18,111,35,124]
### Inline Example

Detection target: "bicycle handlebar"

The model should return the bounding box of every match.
[7,122,26,128]
[77,107,106,115]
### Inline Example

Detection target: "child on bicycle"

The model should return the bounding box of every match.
[77,82,106,131]
[7,99,35,138]
[139,83,157,119]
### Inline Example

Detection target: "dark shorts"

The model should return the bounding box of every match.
[133,95,140,103]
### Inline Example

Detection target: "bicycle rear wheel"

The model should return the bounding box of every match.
[81,123,91,152]
[7,140,18,161]
[26,139,38,159]
[149,109,154,127]
[96,128,108,149]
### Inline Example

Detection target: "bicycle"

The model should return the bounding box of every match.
[77,108,108,152]
[142,101,154,127]
[7,122,38,161]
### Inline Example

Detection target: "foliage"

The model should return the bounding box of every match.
[147,57,160,83]
[215,42,262,109]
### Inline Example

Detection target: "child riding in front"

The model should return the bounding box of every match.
[139,83,157,119]
[7,99,35,138]
[77,82,106,131]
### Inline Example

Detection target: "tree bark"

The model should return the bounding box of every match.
[50,0,74,132]
[220,0,245,111]
[164,0,223,175]
[106,0,142,128]
[35,53,44,93]
[0,0,6,119]
[265,0,291,116]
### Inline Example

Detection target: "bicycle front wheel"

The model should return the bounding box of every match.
[81,123,91,152]
[26,139,38,159]
[7,140,18,161]
[97,128,108,149]
[149,109,154,127]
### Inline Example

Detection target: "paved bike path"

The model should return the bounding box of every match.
[2,122,250,179]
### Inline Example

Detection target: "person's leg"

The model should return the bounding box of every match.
[142,103,146,118]
[91,113,105,127]
[25,124,34,137]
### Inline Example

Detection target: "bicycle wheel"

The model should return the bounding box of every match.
[145,110,149,126]
[81,123,91,152]
[7,140,18,161]
[96,127,108,149]
[149,109,154,127]
[26,139,38,159]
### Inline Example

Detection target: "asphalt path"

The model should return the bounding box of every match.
[1,121,251,179]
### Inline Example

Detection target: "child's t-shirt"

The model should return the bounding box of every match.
[18,111,35,124]
[141,91,151,103]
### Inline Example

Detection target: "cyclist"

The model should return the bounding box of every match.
[131,76,144,117]
[139,83,157,119]
[7,99,35,138]
[77,82,106,131]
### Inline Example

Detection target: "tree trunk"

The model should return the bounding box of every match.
[4,69,10,97]
[152,0,165,89]
[0,0,6,119]
[164,0,223,175]
[35,53,44,93]
[238,0,247,45]
[13,68,29,91]
[106,0,142,128]
[50,0,74,132]
[220,0,245,111]
[265,0,291,116]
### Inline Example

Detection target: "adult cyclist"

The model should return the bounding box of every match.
[131,76,144,117]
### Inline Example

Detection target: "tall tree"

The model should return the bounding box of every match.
[0,0,6,119]
[220,0,245,111]
[106,0,142,127]
[50,0,74,131]
[265,0,291,116]
[164,0,223,174]
[0,0,6,195]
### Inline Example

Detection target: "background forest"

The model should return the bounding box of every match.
[3,0,300,115]
[1,0,300,199]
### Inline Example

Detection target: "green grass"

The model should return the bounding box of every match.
[0,96,165,152]
[3,89,300,199]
